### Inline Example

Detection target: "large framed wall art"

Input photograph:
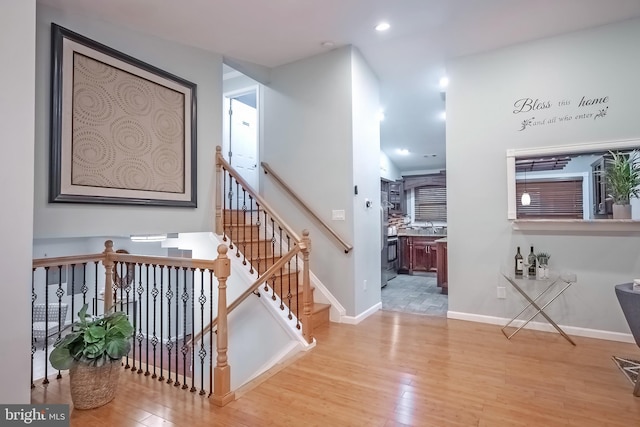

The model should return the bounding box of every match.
[49,24,197,207]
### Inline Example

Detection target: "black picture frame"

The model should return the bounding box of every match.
[49,23,197,207]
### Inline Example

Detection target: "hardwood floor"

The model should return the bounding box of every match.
[31,311,640,426]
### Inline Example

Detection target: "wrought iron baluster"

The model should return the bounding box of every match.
[181,267,189,389]
[81,262,87,313]
[222,168,228,243]
[190,268,197,392]
[136,263,145,375]
[93,261,99,317]
[287,260,297,320]
[174,266,181,387]
[249,194,254,274]
[159,265,165,382]
[166,266,173,384]
[55,265,64,379]
[208,269,214,398]
[250,200,257,274]
[198,269,207,395]
[235,179,240,258]
[128,263,136,372]
[42,267,50,385]
[145,264,150,376]
[70,263,76,332]
[241,189,247,265]
[151,264,159,379]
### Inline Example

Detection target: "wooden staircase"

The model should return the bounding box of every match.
[224,210,330,330]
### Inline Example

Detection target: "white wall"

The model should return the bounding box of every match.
[34,5,223,239]
[262,47,357,313]
[380,151,401,181]
[351,49,382,314]
[0,0,36,404]
[447,18,640,335]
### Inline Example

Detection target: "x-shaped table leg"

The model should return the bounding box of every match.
[501,274,576,345]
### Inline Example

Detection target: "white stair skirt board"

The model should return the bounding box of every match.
[341,302,382,325]
[447,311,635,343]
[309,270,346,322]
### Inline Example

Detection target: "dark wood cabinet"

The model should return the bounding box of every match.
[398,237,410,271]
[398,235,439,274]
[436,240,448,294]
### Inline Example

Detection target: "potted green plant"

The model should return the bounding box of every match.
[49,304,134,409]
[604,150,640,219]
[536,252,551,279]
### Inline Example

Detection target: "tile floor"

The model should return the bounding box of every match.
[381,272,448,317]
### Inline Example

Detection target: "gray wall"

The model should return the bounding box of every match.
[262,46,384,316]
[447,18,640,335]
[34,5,223,239]
[0,0,36,404]
[262,46,355,313]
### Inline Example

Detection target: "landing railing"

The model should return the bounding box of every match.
[31,240,235,406]
[214,146,313,344]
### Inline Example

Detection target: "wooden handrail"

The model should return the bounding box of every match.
[261,161,353,254]
[110,253,218,270]
[188,245,301,346]
[32,253,105,268]
[216,147,301,243]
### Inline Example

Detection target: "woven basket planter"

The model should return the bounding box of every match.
[69,360,121,410]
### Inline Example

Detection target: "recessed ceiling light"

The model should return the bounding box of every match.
[376,109,385,121]
[375,22,390,32]
[439,76,449,89]
[321,41,335,48]
[440,111,446,121]
[398,148,409,155]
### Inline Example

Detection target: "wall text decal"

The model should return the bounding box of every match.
[512,95,610,131]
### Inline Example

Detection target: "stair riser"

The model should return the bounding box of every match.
[222,210,261,225]
[223,225,263,241]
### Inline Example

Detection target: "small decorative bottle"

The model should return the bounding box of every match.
[528,246,537,278]
[514,247,523,277]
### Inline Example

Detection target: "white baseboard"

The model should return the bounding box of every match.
[447,311,635,343]
[341,302,382,325]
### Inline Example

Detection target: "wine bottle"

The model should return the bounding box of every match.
[515,246,523,277]
[528,246,537,277]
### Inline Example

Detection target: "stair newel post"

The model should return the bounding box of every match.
[102,240,115,313]
[301,230,314,344]
[215,146,223,235]
[212,244,235,406]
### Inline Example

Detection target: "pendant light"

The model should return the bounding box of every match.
[521,168,531,206]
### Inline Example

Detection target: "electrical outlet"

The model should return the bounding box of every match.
[363,279,367,290]
[497,286,506,299]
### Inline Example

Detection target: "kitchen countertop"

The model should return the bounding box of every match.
[397,230,447,238]
[435,237,447,243]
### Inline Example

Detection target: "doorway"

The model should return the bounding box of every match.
[222,68,260,200]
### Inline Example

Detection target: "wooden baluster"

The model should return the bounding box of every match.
[215,146,223,235]
[300,230,313,343]
[103,240,115,312]
[212,244,234,406]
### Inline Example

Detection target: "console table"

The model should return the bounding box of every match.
[501,272,577,345]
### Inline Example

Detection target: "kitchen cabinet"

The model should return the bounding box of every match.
[436,239,448,294]
[388,181,404,214]
[398,235,439,274]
